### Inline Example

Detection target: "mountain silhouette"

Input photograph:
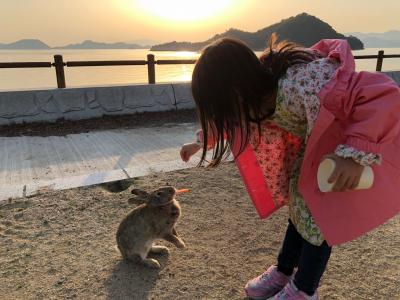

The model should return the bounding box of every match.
[55,40,146,49]
[0,39,149,50]
[0,39,50,49]
[151,13,364,51]
[348,31,400,48]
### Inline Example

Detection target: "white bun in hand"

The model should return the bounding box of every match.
[317,158,374,192]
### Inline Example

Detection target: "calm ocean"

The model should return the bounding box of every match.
[0,48,399,91]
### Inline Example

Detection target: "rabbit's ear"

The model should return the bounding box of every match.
[131,189,149,197]
[130,189,150,205]
[128,197,147,205]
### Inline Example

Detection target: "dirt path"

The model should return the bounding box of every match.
[0,109,197,137]
[0,163,399,299]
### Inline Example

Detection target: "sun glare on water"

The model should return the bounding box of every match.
[136,0,235,22]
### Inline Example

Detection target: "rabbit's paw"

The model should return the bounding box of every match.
[164,234,186,248]
[143,258,161,269]
[150,245,170,254]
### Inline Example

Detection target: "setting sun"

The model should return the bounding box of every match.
[135,0,235,22]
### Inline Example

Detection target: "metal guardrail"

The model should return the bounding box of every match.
[0,51,399,88]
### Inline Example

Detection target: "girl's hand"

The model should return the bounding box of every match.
[323,154,364,192]
[180,143,201,162]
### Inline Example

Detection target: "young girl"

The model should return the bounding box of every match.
[180,36,400,299]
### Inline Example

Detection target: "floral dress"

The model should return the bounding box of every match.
[195,55,382,246]
[269,57,381,246]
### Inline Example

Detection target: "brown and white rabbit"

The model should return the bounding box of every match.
[116,186,185,269]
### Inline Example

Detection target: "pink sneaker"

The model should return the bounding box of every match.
[267,280,319,300]
[245,266,292,300]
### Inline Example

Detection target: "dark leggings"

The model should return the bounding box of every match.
[277,219,332,296]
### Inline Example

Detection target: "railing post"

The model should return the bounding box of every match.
[147,54,156,84]
[376,50,384,72]
[53,55,66,88]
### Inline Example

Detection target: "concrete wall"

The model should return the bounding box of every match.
[0,71,399,126]
[0,82,195,125]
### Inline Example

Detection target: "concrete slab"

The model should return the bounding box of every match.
[0,122,207,201]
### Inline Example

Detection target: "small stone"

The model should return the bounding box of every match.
[18,242,27,249]
[14,212,24,220]
[1,220,13,226]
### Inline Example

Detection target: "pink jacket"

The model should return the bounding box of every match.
[229,40,400,246]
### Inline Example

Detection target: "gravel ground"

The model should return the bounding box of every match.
[0,162,399,299]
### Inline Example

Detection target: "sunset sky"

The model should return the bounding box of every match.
[1,0,399,46]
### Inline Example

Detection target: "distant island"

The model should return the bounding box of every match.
[0,39,50,50]
[0,39,151,50]
[151,13,364,51]
[54,40,148,49]
[347,31,400,48]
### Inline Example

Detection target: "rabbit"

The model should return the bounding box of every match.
[116,186,186,269]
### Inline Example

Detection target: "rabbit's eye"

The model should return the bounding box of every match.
[156,192,162,197]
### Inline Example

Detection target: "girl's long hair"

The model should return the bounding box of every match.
[192,34,315,167]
